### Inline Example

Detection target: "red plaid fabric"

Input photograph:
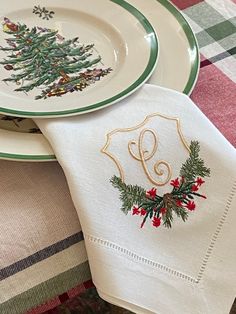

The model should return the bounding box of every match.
[172,0,236,147]
[26,281,92,314]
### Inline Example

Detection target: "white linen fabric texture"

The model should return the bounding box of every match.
[35,85,236,314]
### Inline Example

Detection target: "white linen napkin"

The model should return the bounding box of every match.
[35,85,236,314]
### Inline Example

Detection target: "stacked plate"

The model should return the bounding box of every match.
[0,0,199,161]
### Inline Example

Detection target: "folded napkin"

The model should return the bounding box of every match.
[35,85,236,314]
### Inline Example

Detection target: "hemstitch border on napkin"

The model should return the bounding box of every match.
[85,179,236,285]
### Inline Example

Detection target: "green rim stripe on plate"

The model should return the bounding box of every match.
[0,151,56,160]
[157,0,200,95]
[0,0,158,117]
[1,0,200,161]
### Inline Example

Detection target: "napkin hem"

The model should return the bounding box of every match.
[84,178,236,284]
[84,233,198,284]
[85,238,207,314]
[96,287,155,314]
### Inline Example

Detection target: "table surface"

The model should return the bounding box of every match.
[0,1,235,313]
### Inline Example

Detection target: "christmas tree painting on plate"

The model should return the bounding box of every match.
[0,17,112,100]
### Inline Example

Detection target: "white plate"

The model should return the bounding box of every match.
[0,0,158,117]
[0,0,199,162]
[143,0,199,94]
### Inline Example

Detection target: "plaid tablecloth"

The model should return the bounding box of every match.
[0,161,91,314]
[180,0,236,148]
[0,1,235,314]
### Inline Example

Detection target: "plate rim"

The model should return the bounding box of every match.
[0,151,56,161]
[158,0,199,95]
[0,0,199,162]
[0,0,159,118]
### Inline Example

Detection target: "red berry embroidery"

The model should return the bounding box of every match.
[196,177,205,186]
[186,201,196,211]
[170,177,180,188]
[152,217,161,228]
[191,184,199,192]
[140,208,147,216]
[146,188,157,199]
[110,141,210,230]
[132,206,140,215]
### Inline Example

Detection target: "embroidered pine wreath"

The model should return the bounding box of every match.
[110,141,210,229]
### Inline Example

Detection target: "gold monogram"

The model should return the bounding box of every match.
[101,113,190,186]
[128,128,172,186]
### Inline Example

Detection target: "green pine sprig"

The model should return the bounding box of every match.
[110,141,210,229]
[180,141,210,182]
[110,176,146,214]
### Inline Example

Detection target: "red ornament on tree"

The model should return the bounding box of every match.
[3,18,19,32]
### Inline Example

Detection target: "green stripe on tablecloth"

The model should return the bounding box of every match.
[196,21,236,49]
[184,2,225,28]
[218,32,236,52]
[204,19,236,41]
[0,262,91,314]
[201,47,236,67]
[184,2,236,49]
[195,29,215,48]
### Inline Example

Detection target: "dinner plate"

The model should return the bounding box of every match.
[0,0,158,117]
[0,0,199,162]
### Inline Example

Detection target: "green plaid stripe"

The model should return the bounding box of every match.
[185,2,236,49]
[218,32,236,52]
[205,18,236,41]
[182,0,236,81]
[196,18,236,48]
[200,46,236,67]
[0,263,91,314]
[184,2,226,28]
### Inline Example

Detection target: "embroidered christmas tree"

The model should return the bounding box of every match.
[0,18,112,99]
[111,141,210,229]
